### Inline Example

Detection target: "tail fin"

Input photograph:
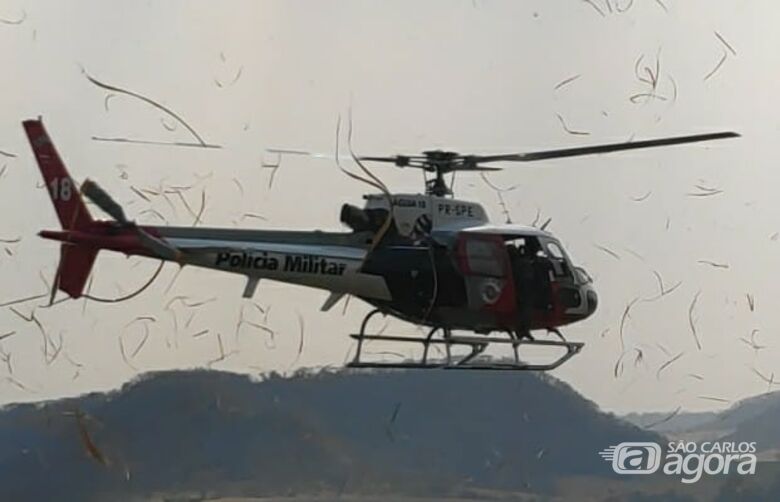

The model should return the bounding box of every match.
[57,245,97,299]
[25,119,97,299]
[23,119,93,230]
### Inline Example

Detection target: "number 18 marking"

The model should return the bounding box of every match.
[49,178,73,201]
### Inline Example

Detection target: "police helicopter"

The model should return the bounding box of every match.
[24,118,738,371]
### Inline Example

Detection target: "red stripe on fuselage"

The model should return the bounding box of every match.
[38,222,166,257]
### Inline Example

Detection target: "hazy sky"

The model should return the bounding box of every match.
[1,0,777,413]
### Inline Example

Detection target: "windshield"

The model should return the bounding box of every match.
[538,236,574,280]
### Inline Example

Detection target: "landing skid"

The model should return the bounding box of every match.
[347,309,583,371]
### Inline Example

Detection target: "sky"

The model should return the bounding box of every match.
[0,0,777,413]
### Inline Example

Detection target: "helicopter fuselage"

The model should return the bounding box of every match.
[40,192,597,336]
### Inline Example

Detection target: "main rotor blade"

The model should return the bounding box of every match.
[474,131,740,163]
[81,179,129,224]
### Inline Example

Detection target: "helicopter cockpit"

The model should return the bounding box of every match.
[456,225,597,328]
[505,229,596,324]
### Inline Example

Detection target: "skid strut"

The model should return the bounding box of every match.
[348,309,583,371]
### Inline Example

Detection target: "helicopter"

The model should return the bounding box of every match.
[24,118,739,371]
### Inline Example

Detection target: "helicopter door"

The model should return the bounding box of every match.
[455,233,517,320]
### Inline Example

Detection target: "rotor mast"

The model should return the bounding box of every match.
[424,150,459,197]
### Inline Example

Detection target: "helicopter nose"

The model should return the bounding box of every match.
[585,287,598,317]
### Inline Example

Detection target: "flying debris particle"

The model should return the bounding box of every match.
[208,333,228,366]
[240,212,267,222]
[342,295,352,316]
[11,307,51,359]
[82,68,216,148]
[746,293,755,312]
[630,191,652,202]
[74,411,109,466]
[594,244,620,261]
[160,117,177,132]
[698,396,730,404]
[687,183,723,197]
[688,291,702,350]
[656,351,684,380]
[232,177,244,196]
[740,329,765,354]
[618,298,640,352]
[0,346,11,375]
[0,293,48,308]
[0,149,17,158]
[0,9,26,25]
[697,260,729,269]
[582,0,606,17]
[614,0,634,13]
[183,297,217,308]
[192,329,210,338]
[667,75,678,104]
[643,406,681,429]
[174,189,199,222]
[531,208,542,228]
[623,247,645,261]
[114,164,129,180]
[630,50,672,104]
[92,136,221,149]
[654,0,668,12]
[185,311,197,329]
[129,325,150,358]
[613,352,625,378]
[82,261,164,303]
[236,302,275,347]
[118,336,136,371]
[291,312,305,367]
[633,348,644,367]
[656,343,672,357]
[480,173,517,224]
[163,267,184,296]
[130,186,151,202]
[553,74,581,91]
[214,66,244,88]
[714,31,737,57]
[48,332,70,365]
[0,236,20,244]
[703,51,728,82]
[4,376,32,392]
[555,113,590,136]
[261,153,282,189]
[0,331,15,342]
[138,208,168,223]
[645,270,681,302]
[127,315,157,325]
[687,373,704,381]
[750,366,777,388]
[103,94,116,112]
[384,402,402,442]
[192,189,206,227]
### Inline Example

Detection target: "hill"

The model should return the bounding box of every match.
[0,368,661,501]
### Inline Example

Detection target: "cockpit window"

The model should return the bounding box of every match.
[464,239,504,277]
[545,241,565,260]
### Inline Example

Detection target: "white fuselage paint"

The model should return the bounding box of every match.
[168,237,392,300]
